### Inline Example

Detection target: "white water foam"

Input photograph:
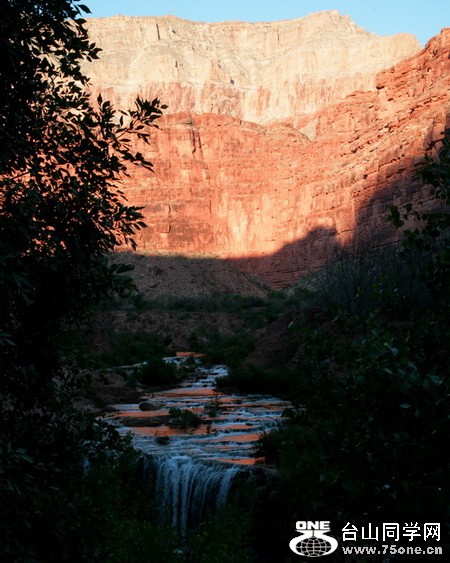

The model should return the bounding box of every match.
[112,361,289,528]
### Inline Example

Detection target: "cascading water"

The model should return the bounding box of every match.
[112,361,289,528]
[151,455,239,528]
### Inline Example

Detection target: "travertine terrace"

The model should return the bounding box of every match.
[84,12,450,286]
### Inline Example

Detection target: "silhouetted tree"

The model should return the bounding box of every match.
[0,2,165,559]
[0,0,165,389]
[389,128,450,299]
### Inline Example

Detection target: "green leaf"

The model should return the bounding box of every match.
[430,375,443,385]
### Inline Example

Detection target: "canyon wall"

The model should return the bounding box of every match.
[84,12,420,125]
[84,14,450,287]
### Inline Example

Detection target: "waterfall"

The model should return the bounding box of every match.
[113,361,290,529]
[147,454,239,528]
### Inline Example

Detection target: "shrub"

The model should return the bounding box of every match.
[254,315,448,535]
[155,436,170,446]
[188,327,255,368]
[97,330,171,368]
[138,357,179,386]
[217,364,296,396]
[295,243,433,320]
[168,407,202,429]
[204,396,221,418]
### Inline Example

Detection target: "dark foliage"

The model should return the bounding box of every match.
[0,1,168,560]
[96,329,171,368]
[389,128,450,299]
[138,357,180,386]
[168,407,203,429]
[189,326,256,367]
[228,132,450,558]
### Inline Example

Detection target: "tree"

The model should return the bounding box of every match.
[0,1,166,558]
[0,0,165,387]
[389,128,450,299]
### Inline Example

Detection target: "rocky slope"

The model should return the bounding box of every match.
[84,14,449,287]
[116,251,267,298]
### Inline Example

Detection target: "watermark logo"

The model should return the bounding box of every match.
[289,521,339,557]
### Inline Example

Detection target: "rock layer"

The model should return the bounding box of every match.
[84,15,450,287]
[84,12,420,125]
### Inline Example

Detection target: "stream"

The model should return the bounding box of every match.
[111,359,290,528]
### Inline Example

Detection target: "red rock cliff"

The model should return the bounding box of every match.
[84,16,450,287]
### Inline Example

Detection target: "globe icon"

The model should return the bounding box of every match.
[297,536,332,557]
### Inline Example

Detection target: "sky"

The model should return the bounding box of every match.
[85,0,449,46]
